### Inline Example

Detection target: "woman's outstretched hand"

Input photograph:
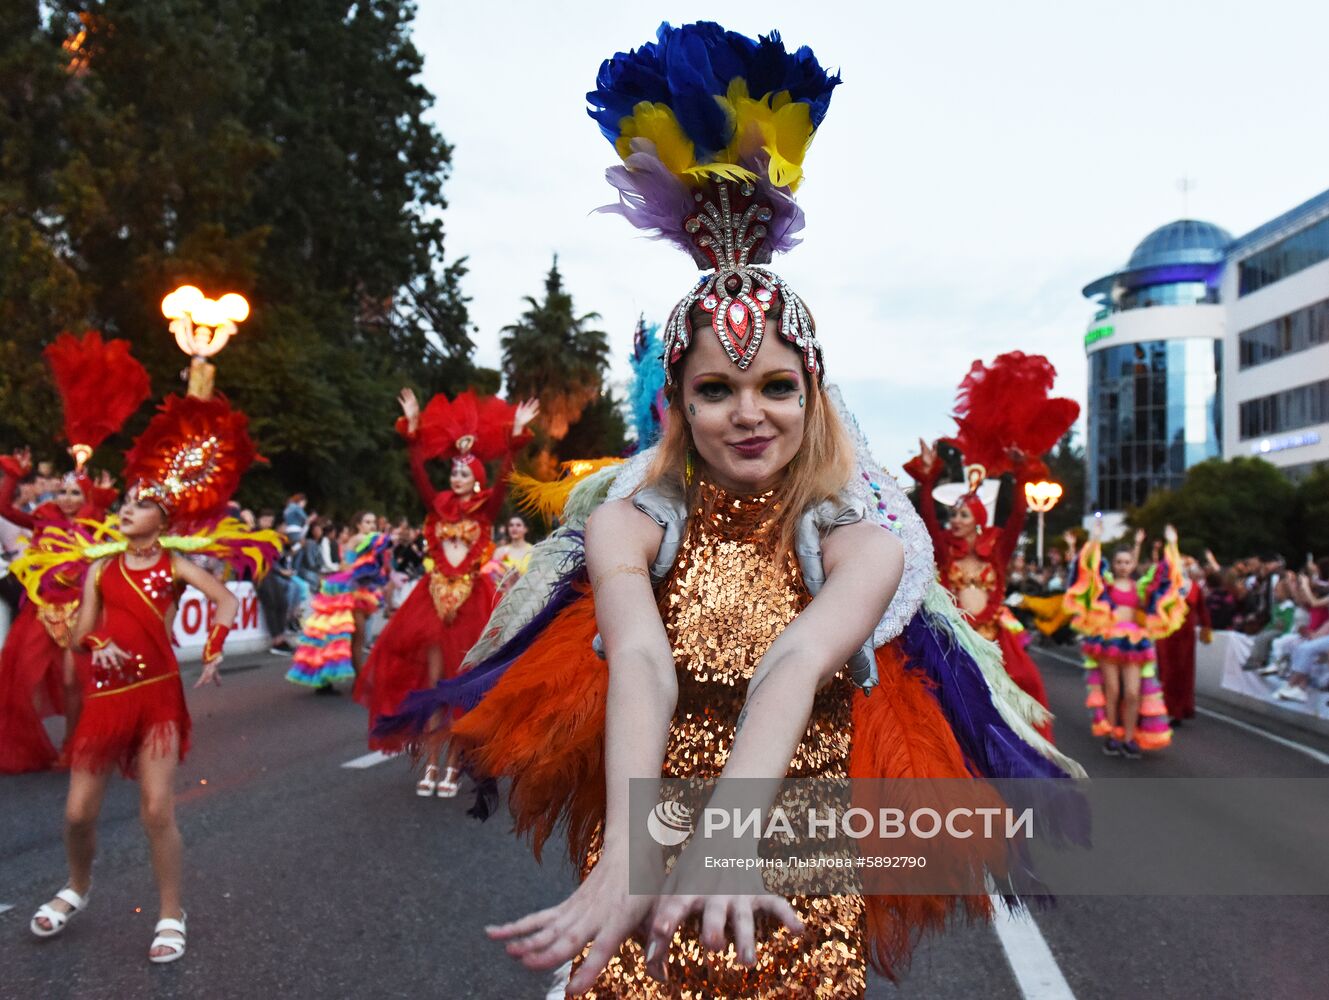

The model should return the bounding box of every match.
[486,849,653,996]
[397,388,420,434]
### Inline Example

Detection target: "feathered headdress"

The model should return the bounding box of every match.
[626,316,667,451]
[945,352,1081,482]
[43,331,151,471]
[589,22,839,385]
[396,390,519,487]
[122,393,260,527]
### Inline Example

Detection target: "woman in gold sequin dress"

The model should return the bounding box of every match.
[376,21,1082,997]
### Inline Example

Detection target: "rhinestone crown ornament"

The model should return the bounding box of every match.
[663,180,821,387]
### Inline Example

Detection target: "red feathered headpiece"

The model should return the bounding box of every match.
[945,352,1080,480]
[44,331,151,470]
[397,390,518,464]
[123,393,261,526]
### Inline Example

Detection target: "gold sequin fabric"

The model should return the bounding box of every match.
[37,601,79,649]
[579,480,865,998]
[428,568,474,623]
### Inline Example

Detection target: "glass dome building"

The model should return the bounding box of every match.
[1081,220,1229,513]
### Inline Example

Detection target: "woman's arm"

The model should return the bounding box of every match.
[904,439,948,561]
[488,497,672,993]
[994,474,1029,569]
[72,558,105,649]
[0,451,36,530]
[481,400,539,523]
[172,554,240,687]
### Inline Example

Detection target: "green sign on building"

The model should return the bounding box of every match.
[1084,324,1114,348]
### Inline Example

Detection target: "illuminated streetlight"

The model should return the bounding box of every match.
[1024,480,1064,567]
[162,285,249,398]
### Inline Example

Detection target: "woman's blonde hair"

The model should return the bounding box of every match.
[641,376,856,553]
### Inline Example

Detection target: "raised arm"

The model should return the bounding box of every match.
[904,439,948,561]
[482,399,539,522]
[396,388,439,509]
[994,472,1029,568]
[0,451,36,530]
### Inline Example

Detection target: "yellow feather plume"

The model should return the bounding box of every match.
[510,458,624,524]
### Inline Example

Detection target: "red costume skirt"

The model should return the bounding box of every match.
[354,569,496,751]
[991,612,1054,743]
[0,602,79,774]
[68,672,190,779]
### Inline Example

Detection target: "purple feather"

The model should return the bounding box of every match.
[372,565,589,742]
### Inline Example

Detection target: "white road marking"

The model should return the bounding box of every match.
[0,904,14,916]
[1036,647,1329,765]
[990,896,1077,1000]
[341,750,396,769]
[1193,707,1329,765]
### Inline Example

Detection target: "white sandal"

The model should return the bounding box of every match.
[437,766,461,798]
[30,885,90,938]
[149,912,187,964]
[416,764,439,797]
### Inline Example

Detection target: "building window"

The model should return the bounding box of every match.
[1238,379,1329,439]
[1237,214,1329,296]
[1238,297,1329,368]
[1086,339,1221,511]
[1118,281,1216,312]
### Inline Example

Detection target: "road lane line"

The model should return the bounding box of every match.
[1192,707,1329,765]
[0,904,14,916]
[990,896,1076,1000]
[341,750,396,769]
[1035,647,1329,765]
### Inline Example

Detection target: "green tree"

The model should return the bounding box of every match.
[1129,457,1297,562]
[0,1,481,518]
[1040,428,1087,539]
[500,258,614,469]
[1293,464,1329,559]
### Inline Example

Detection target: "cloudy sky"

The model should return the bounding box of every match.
[412,0,1329,471]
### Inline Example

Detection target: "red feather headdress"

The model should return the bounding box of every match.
[122,393,261,527]
[43,331,151,470]
[945,352,1080,481]
[397,390,518,465]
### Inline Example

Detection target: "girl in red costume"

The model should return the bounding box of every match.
[0,332,149,773]
[353,387,536,797]
[1155,558,1212,726]
[19,389,277,963]
[906,353,1080,741]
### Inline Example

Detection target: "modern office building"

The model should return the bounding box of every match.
[1080,189,1329,519]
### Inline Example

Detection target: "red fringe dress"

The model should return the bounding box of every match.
[72,552,190,777]
[1154,579,1209,722]
[353,431,526,750]
[908,461,1053,741]
[0,470,115,773]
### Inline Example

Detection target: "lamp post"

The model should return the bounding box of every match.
[161,285,249,399]
[1024,480,1064,567]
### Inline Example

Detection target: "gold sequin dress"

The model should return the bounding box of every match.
[579,480,867,998]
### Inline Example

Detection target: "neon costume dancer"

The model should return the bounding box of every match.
[378,23,1082,997]
[905,353,1080,742]
[354,387,536,797]
[286,512,394,693]
[1065,520,1185,756]
[15,391,278,963]
[0,332,149,773]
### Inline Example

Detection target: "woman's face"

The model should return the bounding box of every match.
[450,463,477,496]
[358,512,377,534]
[55,481,85,517]
[678,325,807,494]
[948,503,978,539]
[507,517,527,542]
[1112,551,1136,578]
[118,495,167,539]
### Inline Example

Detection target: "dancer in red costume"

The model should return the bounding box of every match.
[906,352,1080,741]
[353,387,536,797]
[1154,558,1212,726]
[17,389,277,964]
[0,332,149,773]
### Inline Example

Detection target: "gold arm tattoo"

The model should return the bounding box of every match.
[591,563,650,591]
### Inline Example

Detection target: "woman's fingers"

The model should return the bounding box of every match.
[731,901,756,966]
[755,894,805,935]
[645,895,692,979]
[700,896,729,953]
[566,933,622,995]
[486,903,563,940]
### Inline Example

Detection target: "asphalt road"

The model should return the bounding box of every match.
[2,643,1326,999]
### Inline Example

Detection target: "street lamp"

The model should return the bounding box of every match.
[161,285,249,399]
[1024,480,1064,567]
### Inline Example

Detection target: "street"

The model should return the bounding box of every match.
[2,645,1326,999]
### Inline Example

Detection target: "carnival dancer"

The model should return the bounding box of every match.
[353,388,536,796]
[905,353,1079,741]
[1154,557,1212,726]
[285,512,394,694]
[17,391,278,963]
[377,23,1083,996]
[0,332,149,773]
[1065,520,1185,756]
